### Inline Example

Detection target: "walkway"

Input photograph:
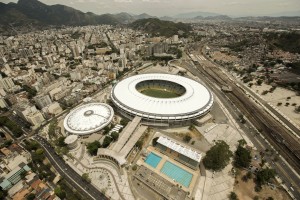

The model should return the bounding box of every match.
[120,125,147,157]
[72,157,128,200]
[113,116,141,152]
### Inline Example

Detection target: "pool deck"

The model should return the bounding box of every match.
[138,146,199,192]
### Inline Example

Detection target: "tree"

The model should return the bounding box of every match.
[256,168,276,185]
[110,131,119,141]
[135,140,143,149]
[0,187,7,200]
[238,139,247,146]
[188,125,195,131]
[203,140,232,171]
[120,118,129,126]
[261,90,268,95]
[132,165,137,171]
[82,173,91,183]
[102,136,112,148]
[54,186,66,199]
[87,141,101,156]
[234,145,252,168]
[20,170,27,179]
[0,116,23,137]
[183,134,192,143]
[3,139,12,147]
[48,119,58,138]
[26,140,40,151]
[26,193,35,200]
[56,136,66,147]
[253,196,259,200]
[256,79,263,85]
[242,171,253,182]
[32,148,45,162]
[229,192,238,200]
[103,126,110,135]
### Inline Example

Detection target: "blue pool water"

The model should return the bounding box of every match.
[160,161,193,187]
[145,152,162,168]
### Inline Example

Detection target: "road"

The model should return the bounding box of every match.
[34,135,107,200]
[184,50,300,199]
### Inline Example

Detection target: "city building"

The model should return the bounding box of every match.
[0,77,20,93]
[13,102,45,128]
[0,163,31,190]
[34,94,52,109]
[156,136,202,169]
[42,102,62,116]
[44,55,54,67]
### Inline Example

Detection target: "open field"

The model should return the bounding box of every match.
[249,82,300,127]
[234,170,291,200]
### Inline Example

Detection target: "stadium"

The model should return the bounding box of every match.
[63,103,114,135]
[111,73,213,125]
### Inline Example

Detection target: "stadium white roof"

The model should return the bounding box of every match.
[63,103,114,135]
[157,136,202,162]
[111,73,213,120]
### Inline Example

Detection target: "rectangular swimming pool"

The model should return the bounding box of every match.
[160,161,193,188]
[145,152,162,168]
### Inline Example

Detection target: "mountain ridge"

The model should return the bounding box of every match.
[0,0,299,27]
[130,18,192,37]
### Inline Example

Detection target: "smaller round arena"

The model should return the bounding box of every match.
[63,103,114,135]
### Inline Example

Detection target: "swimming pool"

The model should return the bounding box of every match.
[160,161,193,187]
[145,152,162,168]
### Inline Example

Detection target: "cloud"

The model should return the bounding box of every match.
[142,0,161,2]
[114,0,133,2]
[224,1,244,6]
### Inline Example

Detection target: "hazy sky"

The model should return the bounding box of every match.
[2,0,300,17]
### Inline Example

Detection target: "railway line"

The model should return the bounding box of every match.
[193,60,300,174]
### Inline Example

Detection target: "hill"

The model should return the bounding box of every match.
[264,32,300,54]
[130,18,192,37]
[113,12,156,24]
[174,11,220,19]
[0,0,120,26]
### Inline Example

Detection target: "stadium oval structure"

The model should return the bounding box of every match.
[111,73,214,124]
[63,103,114,135]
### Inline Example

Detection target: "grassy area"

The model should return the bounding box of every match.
[57,180,84,200]
[140,89,180,98]
[0,116,23,138]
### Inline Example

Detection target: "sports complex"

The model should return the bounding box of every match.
[60,72,216,199]
[111,73,214,125]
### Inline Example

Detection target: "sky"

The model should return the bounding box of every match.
[2,0,300,17]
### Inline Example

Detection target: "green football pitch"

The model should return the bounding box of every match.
[140,88,180,98]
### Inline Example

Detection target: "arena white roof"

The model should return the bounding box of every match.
[157,136,202,162]
[111,73,213,120]
[63,103,114,135]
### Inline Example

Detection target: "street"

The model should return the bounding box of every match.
[34,135,107,200]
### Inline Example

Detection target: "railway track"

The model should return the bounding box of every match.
[193,61,300,173]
